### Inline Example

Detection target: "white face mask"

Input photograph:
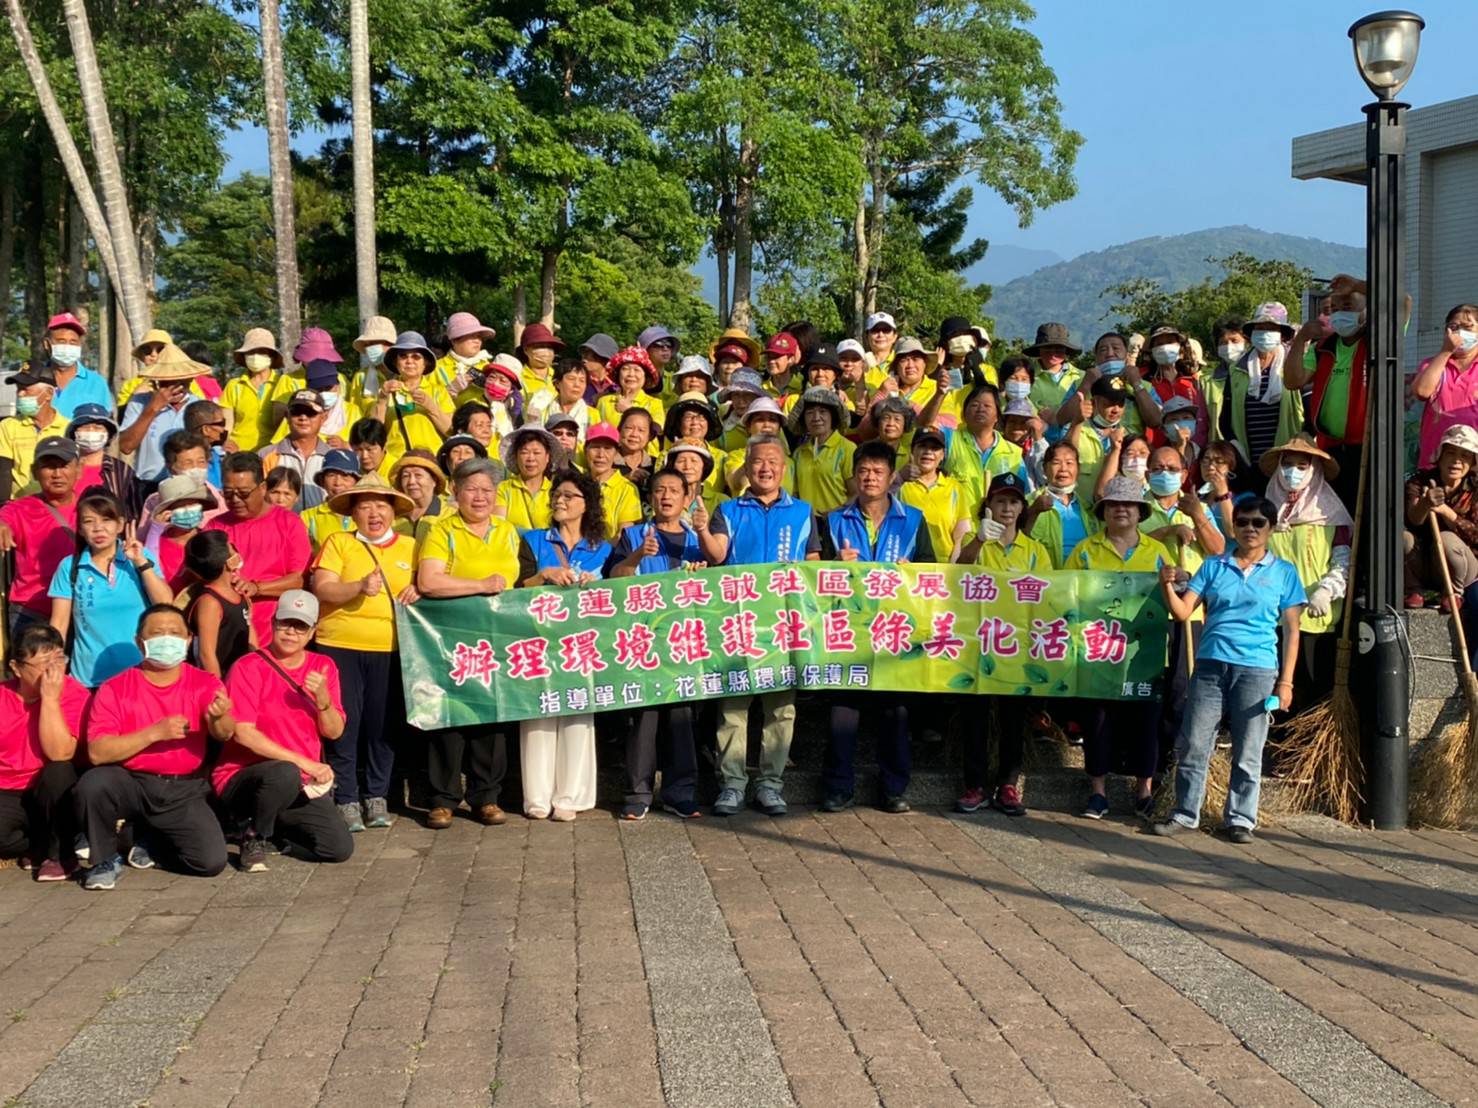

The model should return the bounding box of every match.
[75,430,109,453]
[1218,342,1247,364]
[182,467,208,484]
[364,344,387,366]
[320,390,339,409]
[51,343,82,367]
[1121,457,1147,478]
[1330,311,1363,338]
[1251,331,1283,352]
[1151,345,1180,366]
[946,335,975,357]
[243,353,274,373]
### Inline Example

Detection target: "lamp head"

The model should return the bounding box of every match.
[1349,10,1424,100]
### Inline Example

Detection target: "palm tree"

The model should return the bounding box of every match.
[349,0,378,327]
[259,0,302,353]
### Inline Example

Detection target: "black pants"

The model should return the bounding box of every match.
[626,705,698,808]
[427,724,506,810]
[825,696,910,800]
[317,645,400,805]
[1084,701,1159,780]
[0,761,79,862]
[1159,621,1204,764]
[75,766,227,876]
[218,761,353,863]
[962,698,1028,792]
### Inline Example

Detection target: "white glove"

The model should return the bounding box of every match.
[977,511,1005,543]
[1305,585,1332,619]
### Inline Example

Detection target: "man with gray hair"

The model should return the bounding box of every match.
[697,434,819,816]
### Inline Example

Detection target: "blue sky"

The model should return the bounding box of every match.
[223,1,1470,264]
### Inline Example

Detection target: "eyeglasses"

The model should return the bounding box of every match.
[221,482,264,500]
[551,490,585,502]
[1233,516,1270,529]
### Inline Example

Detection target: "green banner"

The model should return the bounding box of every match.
[395,564,1170,729]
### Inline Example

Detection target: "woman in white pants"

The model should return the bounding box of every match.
[515,470,611,819]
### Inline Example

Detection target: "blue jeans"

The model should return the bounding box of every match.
[1170,659,1277,830]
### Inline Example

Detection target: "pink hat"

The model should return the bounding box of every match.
[47,312,86,337]
[293,327,343,365]
[446,311,496,343]
[585,422,620,446]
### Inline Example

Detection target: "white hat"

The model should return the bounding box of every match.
[1439,424,1478,459]
[865,312,897,332]
[837,339,866,358]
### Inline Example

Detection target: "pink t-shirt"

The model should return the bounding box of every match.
[212,649,342,794]
[0,495,79,615]
[206,506,311,642]
[85,664,224,776]
[1418,353,1478,467]
[0,676,89,791]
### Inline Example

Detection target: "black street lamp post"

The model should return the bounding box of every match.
[1350,10,1423,830]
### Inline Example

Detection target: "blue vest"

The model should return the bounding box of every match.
[521,528,611,578]
[620,522,703,575]
[826,497,924,563]
[716,492,814,565]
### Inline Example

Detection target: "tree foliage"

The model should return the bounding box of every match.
[1105,253,1313,345]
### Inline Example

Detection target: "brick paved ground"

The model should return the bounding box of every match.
[1,807,1475,1107]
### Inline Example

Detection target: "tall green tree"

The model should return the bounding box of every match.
[1104,253,1312,344]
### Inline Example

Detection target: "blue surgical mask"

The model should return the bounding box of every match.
[1091,414,1119,430]
[364,345,386,366]
[1003,380,1031,401]
[1251,331,1283,352]
[15,396,40,418]
[1330,311,1363,338]
[1151,345,1180,366]
[1148,471,1182,497]
[1457,329,1478,352]
[1280,464,1312,490]
[1098,359,1125,377]
[170,505,204,530]
[142,635,189,668]
[320,390,340,409]
[1164,419,1194,443]
[50,343,81,367]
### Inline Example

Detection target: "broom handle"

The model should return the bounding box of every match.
[1428,510,1475,676]
[1179,544,1195,678]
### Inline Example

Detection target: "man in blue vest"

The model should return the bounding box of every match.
[816,441,935,813]
[698,434,818,815]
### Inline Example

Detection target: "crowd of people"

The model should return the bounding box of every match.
[1,285,1475,888]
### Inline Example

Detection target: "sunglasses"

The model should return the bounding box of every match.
[1233,516,1270,529]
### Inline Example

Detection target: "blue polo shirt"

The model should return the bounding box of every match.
[521,528,611,577]
[1187,551,1306,670]
[51,364,116,420]
[47,548,157,688]
[121,393,199,481]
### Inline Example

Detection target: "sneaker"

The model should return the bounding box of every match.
[712,787,745,816]
[1225,825,1254,845]
[1133,794,1155,822]
[1081,793,1109,820]
[661,799,702,819]
[991,785,1027,818]
[339,802,367,833]
[1151,818,1192,837]
[73,833,90,864]
[126,841,155,870]
[620,803,649,821]
[1404,591,1425,609]
[919,728,944,746]
[1440,594,1462,614]
[879,796,911,815]
[363,797,393,828]
[34,858,67,882]
[955,787,987,813]
[239,836,269,873]
[820,792,855,813]
[84,854,123,891]
[752,787,787,816]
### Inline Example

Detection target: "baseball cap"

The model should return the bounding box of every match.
[318,448,361,478]
[585,422,620,446]
[288,389,325,414]
[805,344,842,372]
[274,589,320,626]
[911,428,947,451]
[46,312,86,336]
[836,339,866,359]
[34,436,79,464]
[764,332,800,357]
[1161,395,1197,419]
[8,364,57,390]
[987,472,1029,502]
[865,312,897,332]
[1091,376,1129,401]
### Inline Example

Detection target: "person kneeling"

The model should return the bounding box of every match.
[0,625,89,881]
[76,605,236,890]
[214,591,352,871]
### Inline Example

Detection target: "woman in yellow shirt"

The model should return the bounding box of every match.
[370,331,453,465]
[596,346,666,434]
[309,472,422,832]
[497,426,557,530]
[222,328,286,452]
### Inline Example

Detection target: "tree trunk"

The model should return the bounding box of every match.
[63,185,84,313]
[23,168,47,363]
[59,0,148,346]
[728,133,757,331]
[349,0,377,326]
[97,260,111,383]
[512,282,527,349]
[864,162,885,317]
[539,247,558,327]
[136,207,157,310]
[260,0,302,353]
[716,241,730,331]
[851,179,868,336]
[5,0,122,299]
[0,178,14,359]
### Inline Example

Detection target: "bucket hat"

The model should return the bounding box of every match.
[579,333,619,362]
[664,391,721,441]
[232,327,284,369]
[1244,301,1296,341]
[353,316,398,352]
[446,312,496,344]
[1095,475,1150,521]
[516,323,564,359]
[387,331,436,370]
[788,386,848,435]
[293,327,343,365]
[388,449,447,496]
[1023,322,1080,358]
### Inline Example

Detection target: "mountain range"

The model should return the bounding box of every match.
[980,225,1365,345]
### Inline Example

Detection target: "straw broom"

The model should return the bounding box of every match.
[1411,512,1478,828]
[1274,429,1370,823]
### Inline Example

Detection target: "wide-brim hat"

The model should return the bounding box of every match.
[327,471,416,517]
[139,343,212,381]
[1094,476,1151,521]
[672,355,715,387]
[387,331,436,370]
[353,315,398,352]
[638,325,677,351]
[938,316,974,344]
[315,448,362,485]
[1023,322,1080,357]
[890,337,938,373]
[388,449,447,496]
[500,424,561,470]
[293,326,343,365]
[65,403,118,440]
[709,328,761,367]
[232,327,284,368]
[740,395,785,427]
[515,322,564,358]
[446,311,496,344]
[436,434,488,475]
[156,475,215,510]
[1438,424,1478,460]
[580,333,619,362]
[718,369,766,402]
[1244,301,1296,341]
[788,386,848,434]
[1259,432,1339,479]
[666,439,715,482]
[664,391,721,441]
[1148,325,1185,346]
[131,328,174,360]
